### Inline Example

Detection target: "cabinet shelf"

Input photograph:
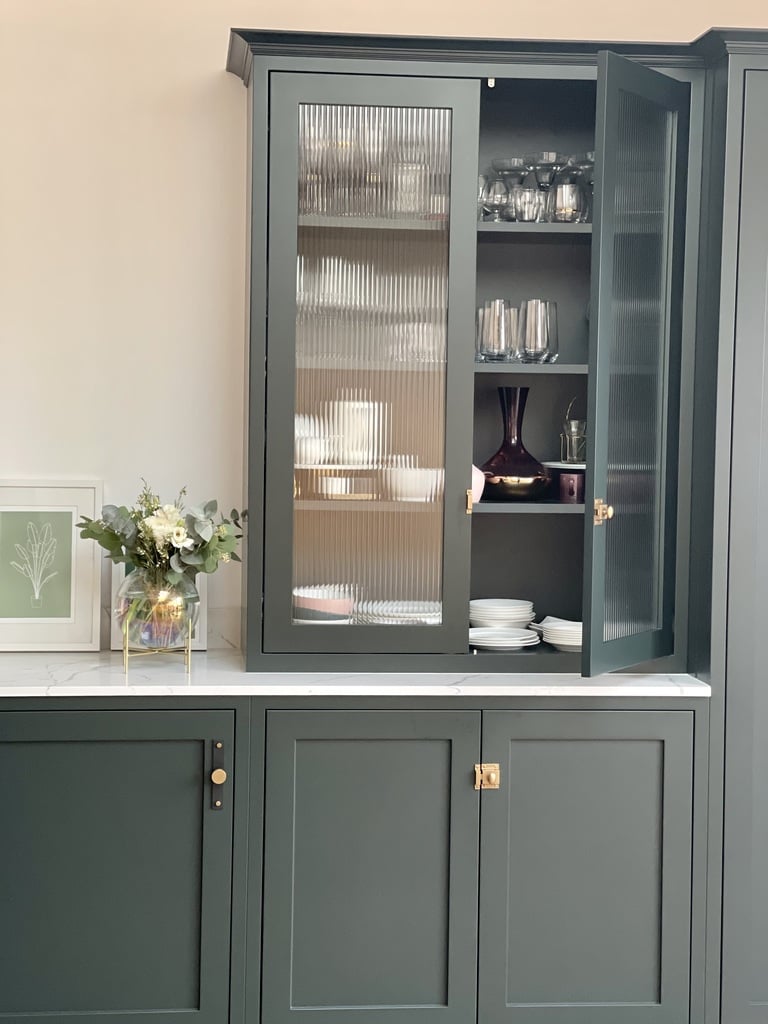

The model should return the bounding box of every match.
[477,221,592,236]
[473,502,585,514]
[474,363,588,375]
[467,645,581,667]
[299,214,448,232]
[295,499,439,512]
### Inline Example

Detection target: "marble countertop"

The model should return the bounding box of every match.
[0,651,712,698]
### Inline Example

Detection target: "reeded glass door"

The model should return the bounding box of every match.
[263,74,478,653]
[583,53,689,676]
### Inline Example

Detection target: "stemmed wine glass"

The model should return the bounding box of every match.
[523,152,568,221]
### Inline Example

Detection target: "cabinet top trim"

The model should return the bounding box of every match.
[225,29,722,83]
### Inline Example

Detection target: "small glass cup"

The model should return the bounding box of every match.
[514,187,543,223]
[550,181,587,223]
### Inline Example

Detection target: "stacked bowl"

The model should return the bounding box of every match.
[469,598,534,628]
[537,616,583,651]
[292,585,354,625]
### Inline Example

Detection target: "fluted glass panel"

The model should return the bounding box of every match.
[292,103,451,627]
[603,91,671,643]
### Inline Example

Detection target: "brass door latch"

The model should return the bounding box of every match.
[466,489,473,515]
[474,763,501,790]
[594,498,615,526]
[211,740,227,810]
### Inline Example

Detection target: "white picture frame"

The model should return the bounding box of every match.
[110,563,208,651]
[0,480,102,651]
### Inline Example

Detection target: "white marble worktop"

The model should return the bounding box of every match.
[0,650,711,698]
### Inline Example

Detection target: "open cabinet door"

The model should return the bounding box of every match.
[583,52,689,677]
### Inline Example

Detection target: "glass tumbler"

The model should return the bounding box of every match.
[514,187,543,223]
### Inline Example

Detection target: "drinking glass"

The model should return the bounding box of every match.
[523,152,567,221]
[477,299,518,361]
[549,180,587,223]
[481,177,509,221]
[518,299,557,363]
[514,187,543,223]
[568,152,595,222]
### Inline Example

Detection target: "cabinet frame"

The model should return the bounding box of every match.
[240,41,705,677]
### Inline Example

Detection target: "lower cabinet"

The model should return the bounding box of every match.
[261,709,693,1024]
[0,710,235,1024]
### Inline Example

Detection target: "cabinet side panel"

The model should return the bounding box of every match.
[722,65,768,1023]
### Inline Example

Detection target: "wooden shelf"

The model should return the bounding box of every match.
[474,362,588,375]
[473,502,585,514]
[295,499,438,512]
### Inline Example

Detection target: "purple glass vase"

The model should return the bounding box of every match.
[480,386,550,501]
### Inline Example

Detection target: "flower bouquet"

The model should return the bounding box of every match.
[77,481,245,658]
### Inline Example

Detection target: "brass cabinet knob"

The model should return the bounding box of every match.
[211,768,228,785]
[606,505,614,519]
[487,770,498,786]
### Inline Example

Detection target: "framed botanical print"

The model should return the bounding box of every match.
[0,480,102,650]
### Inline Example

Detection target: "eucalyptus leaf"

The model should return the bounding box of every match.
[203,499,218,516]
[180,550,204,565]
[170,552,185,574]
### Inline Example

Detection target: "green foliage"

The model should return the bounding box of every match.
[76,482,246,588]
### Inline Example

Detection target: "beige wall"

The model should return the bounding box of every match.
[1,1,765,637]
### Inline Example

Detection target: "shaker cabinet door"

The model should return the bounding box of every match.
[262,72,479,655]
[583,52,689,676]
[477,710,694,1024]
[261,710,481,1024]
[0,710,234,1024]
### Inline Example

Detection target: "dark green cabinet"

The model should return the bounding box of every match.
[232,34,695,676]
[260,708,694,1024]
[260,710,481,1024]
[719,59,768,1024]
[0,710,234,1024]
[478,711,693,1024]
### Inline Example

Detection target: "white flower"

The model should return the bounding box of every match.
[170,526,194,550]
[143,505,183,548]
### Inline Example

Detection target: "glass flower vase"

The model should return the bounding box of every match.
[480,386,551,501]
[115,568,200,671]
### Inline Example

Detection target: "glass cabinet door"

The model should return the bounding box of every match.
[263,73,479,654]
[583,52,689,676]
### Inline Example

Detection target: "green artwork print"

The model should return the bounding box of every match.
[0,510,74,619]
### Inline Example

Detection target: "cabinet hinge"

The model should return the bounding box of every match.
[474,763,501,790]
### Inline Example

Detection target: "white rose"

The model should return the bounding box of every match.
[170,526,194,550]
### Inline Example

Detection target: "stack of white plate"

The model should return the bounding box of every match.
[536,616,583,652]
[468,627,540,650]
[469,598,534,629]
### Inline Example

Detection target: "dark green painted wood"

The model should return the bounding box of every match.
[583,52,689,677]
[478,710,693,1024]
[720,63,768,1024]
[261,710,480,1024]
[0,710,234,1024]
[261,72,479,656]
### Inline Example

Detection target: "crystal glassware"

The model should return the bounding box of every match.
[513,186,543,223]
[481,177,509,221]
[518,298,557,363]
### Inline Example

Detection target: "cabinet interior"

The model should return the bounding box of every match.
[470,76,596,632]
